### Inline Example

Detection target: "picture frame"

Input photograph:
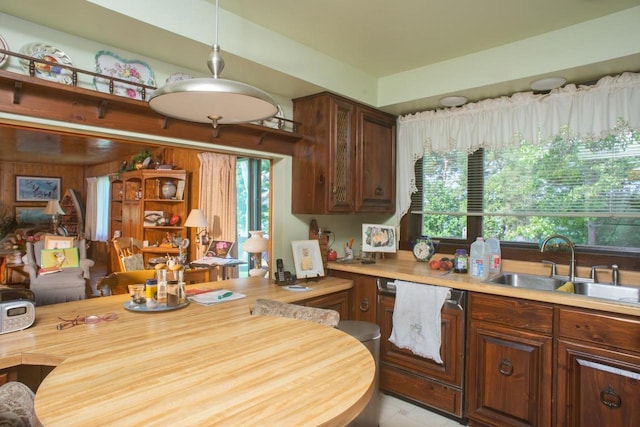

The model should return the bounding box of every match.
[362,224,397,253]
[15,207,49,226]
[291,240,325,279]
[143,210,165,226]
[41,247,80,269]
[205,240,234,258]
[44,235,74,250]
[16,175,61,202]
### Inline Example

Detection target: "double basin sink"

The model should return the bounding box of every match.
[485,272,639,304]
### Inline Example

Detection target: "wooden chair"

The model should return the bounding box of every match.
[97,270,156,296]
[112,237,145,272]
[251,299,340,327]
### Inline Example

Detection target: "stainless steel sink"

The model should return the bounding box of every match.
[485,272,640,304]
[485,273,564,291]
[573,282,640,303]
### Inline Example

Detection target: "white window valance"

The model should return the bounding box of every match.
[396,72,640,219]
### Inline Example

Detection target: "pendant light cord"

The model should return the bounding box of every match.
[214,0,219,47]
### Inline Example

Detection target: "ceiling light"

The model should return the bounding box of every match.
[149,0,278,128]
[439,96,467,107]
[530,77,566,91]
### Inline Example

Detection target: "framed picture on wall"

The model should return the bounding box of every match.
[16,175,61,201]
[15,207,49,226]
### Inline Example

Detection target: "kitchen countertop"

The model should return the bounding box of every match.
[329,253,639,317]
[2,277,373,426]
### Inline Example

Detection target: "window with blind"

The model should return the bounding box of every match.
[419,128,640,249]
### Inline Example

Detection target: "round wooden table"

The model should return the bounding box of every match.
[33,285,374,426]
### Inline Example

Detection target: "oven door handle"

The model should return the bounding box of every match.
[445,289,465,311]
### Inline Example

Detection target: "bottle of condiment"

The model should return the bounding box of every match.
[454,249,468,273]
[145,279,158,308]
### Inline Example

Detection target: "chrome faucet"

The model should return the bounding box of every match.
[540,234,576,282]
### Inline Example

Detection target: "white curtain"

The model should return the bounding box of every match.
[85,177,97,240]
[85,176,110,241]
[396,72,640,220]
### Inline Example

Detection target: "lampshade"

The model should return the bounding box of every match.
[148,0,278,128]
[43,200,64,215]
[184,209,209,228]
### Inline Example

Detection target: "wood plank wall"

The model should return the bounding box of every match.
[2,146,206,266]
[1,160,86,216]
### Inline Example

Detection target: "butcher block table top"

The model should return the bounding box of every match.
[3,277,373,426]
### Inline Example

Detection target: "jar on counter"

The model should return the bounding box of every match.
[454,249,468,274]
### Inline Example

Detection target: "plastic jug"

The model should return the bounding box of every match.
[486,236,502,275]
[469,237,490,280]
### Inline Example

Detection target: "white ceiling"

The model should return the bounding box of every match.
[218,0,640,78]
[1,0,640,116]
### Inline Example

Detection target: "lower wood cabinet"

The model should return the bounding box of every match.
[302,290,350,320]
[0,367,17,386]
[556,308,640,427]
[466,293,553,427]
[329,270,377,322]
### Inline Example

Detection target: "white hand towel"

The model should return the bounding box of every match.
[389,280,450,364]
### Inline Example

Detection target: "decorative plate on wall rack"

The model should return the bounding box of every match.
[0,34,9,68]
[94,50,156,101]
[166,72,192,84]
[18,42,74,84]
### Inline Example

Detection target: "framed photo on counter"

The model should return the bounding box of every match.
[291,240,324,279]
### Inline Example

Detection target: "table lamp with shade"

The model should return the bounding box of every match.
[242,231,268,277]
[184,209,209,259]
[43,199,65,234]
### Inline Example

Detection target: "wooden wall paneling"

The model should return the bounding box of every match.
[1,160,85,211]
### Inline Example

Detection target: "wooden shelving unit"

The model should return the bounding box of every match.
[109,169,189,270]
[60,189,84,237]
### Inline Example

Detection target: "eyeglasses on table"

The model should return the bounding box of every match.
[56,313,118,330]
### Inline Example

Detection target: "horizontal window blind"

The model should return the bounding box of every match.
[414,130,640,219]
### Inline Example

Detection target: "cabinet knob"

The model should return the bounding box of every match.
[359,298,370,312]
[600,384,622,409]
[498,358,513,376]
[375,185,383,195]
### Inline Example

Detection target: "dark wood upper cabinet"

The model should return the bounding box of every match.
[292,92,396,214]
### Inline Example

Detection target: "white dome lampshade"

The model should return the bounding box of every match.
[242,230,268,277]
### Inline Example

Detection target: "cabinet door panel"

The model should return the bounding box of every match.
[303,290,350,320]
[467,321,552,427]
[330,271,377,322]
[328,99,355,212]
[355,108,395,212]
[557,339,640,427]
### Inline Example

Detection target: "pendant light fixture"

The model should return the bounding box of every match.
[149,0,279,128]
